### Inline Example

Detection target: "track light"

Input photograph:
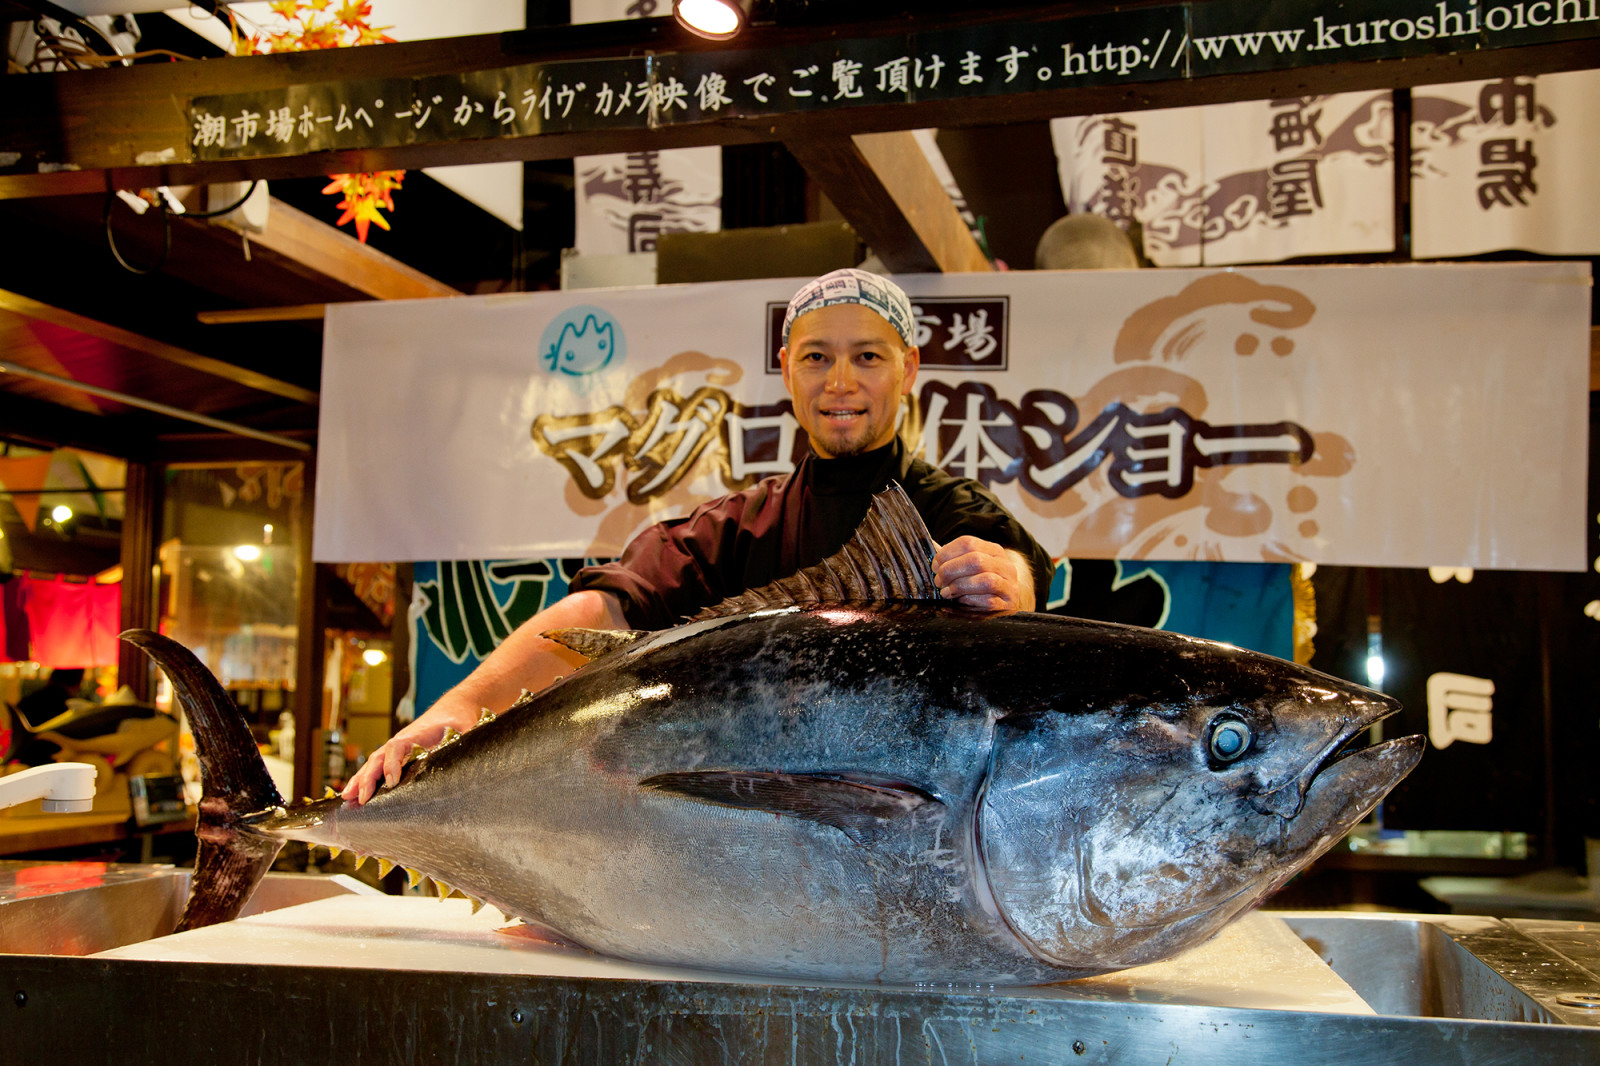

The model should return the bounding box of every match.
[675,0,752,40]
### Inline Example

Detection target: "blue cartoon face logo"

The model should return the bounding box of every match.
[540,306,624,377]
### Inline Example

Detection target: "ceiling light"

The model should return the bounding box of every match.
[675,0,751,40]
[233,544,263,562]
[51,505,72,523]
[362,649,388,667]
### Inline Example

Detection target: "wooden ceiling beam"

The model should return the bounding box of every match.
[150,432,316,464]
[197,304,330,325]
[785,131,991,274]
[0,391,153,460]
[0,287,318,404]
[210,199,459,301]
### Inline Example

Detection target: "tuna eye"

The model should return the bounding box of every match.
[1209,719,1252,762]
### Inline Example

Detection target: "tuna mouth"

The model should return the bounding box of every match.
[1249,694,1409,820]
[1281,733,1425,853]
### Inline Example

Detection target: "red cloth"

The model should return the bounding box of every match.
[21,576,121,667]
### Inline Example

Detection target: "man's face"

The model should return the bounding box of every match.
[779,303,920,459]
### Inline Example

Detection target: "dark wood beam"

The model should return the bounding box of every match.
[934,124,1068,270]
[0,288,318,404]
[197,304,331,325]
[293,458,328,802]
[210,199,460,301]
[786,131,992,273]
[149,432,316,464]
[0,392,154,459]
[2,15,1595,200]
[117,460,159,701]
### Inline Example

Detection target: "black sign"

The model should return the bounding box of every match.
[1378,568,1548,833]
[764,296,1010,372]
[189,0,1600,160]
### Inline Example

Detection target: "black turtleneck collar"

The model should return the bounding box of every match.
[806,439,904,496]
[781,439,912,574]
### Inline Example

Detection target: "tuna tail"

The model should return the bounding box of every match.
[122,629,286,932]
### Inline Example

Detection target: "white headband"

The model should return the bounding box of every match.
[781,268,915,347]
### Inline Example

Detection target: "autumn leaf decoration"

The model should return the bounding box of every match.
[234,0,403,243]
[322,171,404,243]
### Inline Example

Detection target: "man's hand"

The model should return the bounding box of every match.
[932,537,1036,612]
[341,694,483,806]
[341,589,626,806]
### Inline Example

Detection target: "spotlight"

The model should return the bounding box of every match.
[362,648,388,667]
[51,505,73,523]
[233,544,263,562]
[675,0,752,40]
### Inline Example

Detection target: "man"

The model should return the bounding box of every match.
[344,269,1051,805]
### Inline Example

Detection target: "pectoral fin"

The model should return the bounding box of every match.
[640,770,940,840]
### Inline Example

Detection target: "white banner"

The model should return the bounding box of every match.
[315,263,1590,571]
[570,0,721,256]
[1412,70,1600,258]
[1052,92,1395,266]
[572,147,722,255]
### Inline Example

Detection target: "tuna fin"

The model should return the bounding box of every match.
[640,770,940,840]
[122,629,285,932]
[692,482,941,621]
[542,628,648,661]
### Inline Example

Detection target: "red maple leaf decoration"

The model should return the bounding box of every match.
[235,2,402,242]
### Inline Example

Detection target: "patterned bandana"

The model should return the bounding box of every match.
[781,268,916,347]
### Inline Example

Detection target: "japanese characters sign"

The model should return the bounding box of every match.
[1412,69,1600,257]
[189,0,1600,161]
[315,263,1590,571]
[763,297,1010,372]
[571,0,722,258]
[574,147,722,255]
[1052,90,1395,266]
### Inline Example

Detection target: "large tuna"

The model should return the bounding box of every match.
[132,486,1421,984]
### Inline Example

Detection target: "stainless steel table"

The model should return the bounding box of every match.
[2,860,1597,1063]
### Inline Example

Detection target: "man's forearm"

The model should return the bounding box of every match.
[343,589,630,803]
[446,589,630,715]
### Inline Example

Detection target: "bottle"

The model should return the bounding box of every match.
[277,711,295,761]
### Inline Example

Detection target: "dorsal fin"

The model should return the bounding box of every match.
[542,627,648,661]
[692,481,940,622]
